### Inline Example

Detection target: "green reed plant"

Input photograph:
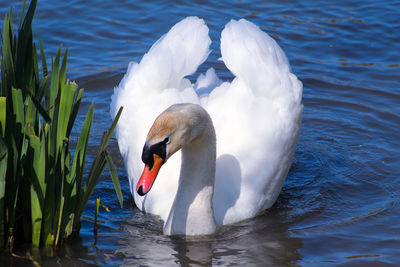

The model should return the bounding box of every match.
[0,0,123,252]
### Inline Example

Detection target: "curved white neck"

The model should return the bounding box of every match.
[163,131,217,235]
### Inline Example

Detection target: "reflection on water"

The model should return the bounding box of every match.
[172,237,213,266]
[0,0,399,266]
[116,202,302,266]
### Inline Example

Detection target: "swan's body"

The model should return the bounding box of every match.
[110,17,303,235]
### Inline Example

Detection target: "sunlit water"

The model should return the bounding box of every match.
[1,0,399,266]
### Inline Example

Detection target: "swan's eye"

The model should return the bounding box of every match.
[163,137,170,144]
[142,137,169,167]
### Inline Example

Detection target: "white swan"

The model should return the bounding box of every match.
[110,17,303,235]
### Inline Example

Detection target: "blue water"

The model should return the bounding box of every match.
[1,0,400,266]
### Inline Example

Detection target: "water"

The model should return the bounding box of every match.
[1,0,399,266]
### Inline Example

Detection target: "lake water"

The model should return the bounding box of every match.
[1,0,399,266]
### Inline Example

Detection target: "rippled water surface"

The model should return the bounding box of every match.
[1,0,399,266]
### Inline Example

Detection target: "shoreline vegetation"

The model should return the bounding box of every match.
[0,0,123,257]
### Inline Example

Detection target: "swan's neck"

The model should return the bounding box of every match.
[163,131,217,235]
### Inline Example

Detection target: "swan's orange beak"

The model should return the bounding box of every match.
[136,154,164,196]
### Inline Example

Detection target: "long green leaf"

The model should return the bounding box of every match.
[33,43,39,91]
[52,141,68,244]
[18,0,26,28]
[59,146,71,241]
[0,135,8,251]
[77,151,107,220]
[0,97,6,135]
[42,126,55,246]
[29,92,51,122]
[2,14,15,89]
[48,49,62,168]
[29,134,43,247]
[70,103,93,196]
[71,104,94,224]
[105,151,123,208]
[30,184,41,247]
[25,95,36,132]
[15,0,36,93]
[38,74,50,101]
[66,88,83,138]
[19,0,36,34]
[54,195,64,246]
[77,107,123,218]
[101,107,123,151]
[49,45,62,117]
[94,197,100,234]
[37,31,48,77]
[11,88,24,126]
[59,49,68,89]
[57,81,76,147]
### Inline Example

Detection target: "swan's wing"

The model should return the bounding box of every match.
[110,17,211,220]
[203,19,303,225]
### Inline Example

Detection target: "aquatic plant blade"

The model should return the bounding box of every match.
[101,106,123,150]
[15,0,36,93]
[71,102,93,186]
[29,135,41,247]
[78,106,123,217]
[78,151,107,219]
[11,88,25,126]
[0,135,7,251]
[37,31,48,77]
[2,14,16,88]
[19,0,36,35]
[59,49,68,88]
[55,196,65,246]
[57,81,77,146]
[66,88,83,138]
[71,104,94,226]
[105,150,123,208]
[29,132,46,247]
[0,97,6,135]
[0,0,124,250]
[29,92,51,122]
[49,45,62,118]
[95,198,100,226]
[18,0,26,28]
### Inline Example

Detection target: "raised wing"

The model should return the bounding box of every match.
[203,19,303,225]
[110,17,210,220]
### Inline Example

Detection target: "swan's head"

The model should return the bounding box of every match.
[136,103,212,196]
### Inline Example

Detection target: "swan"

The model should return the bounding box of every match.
[110,17,303,235]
